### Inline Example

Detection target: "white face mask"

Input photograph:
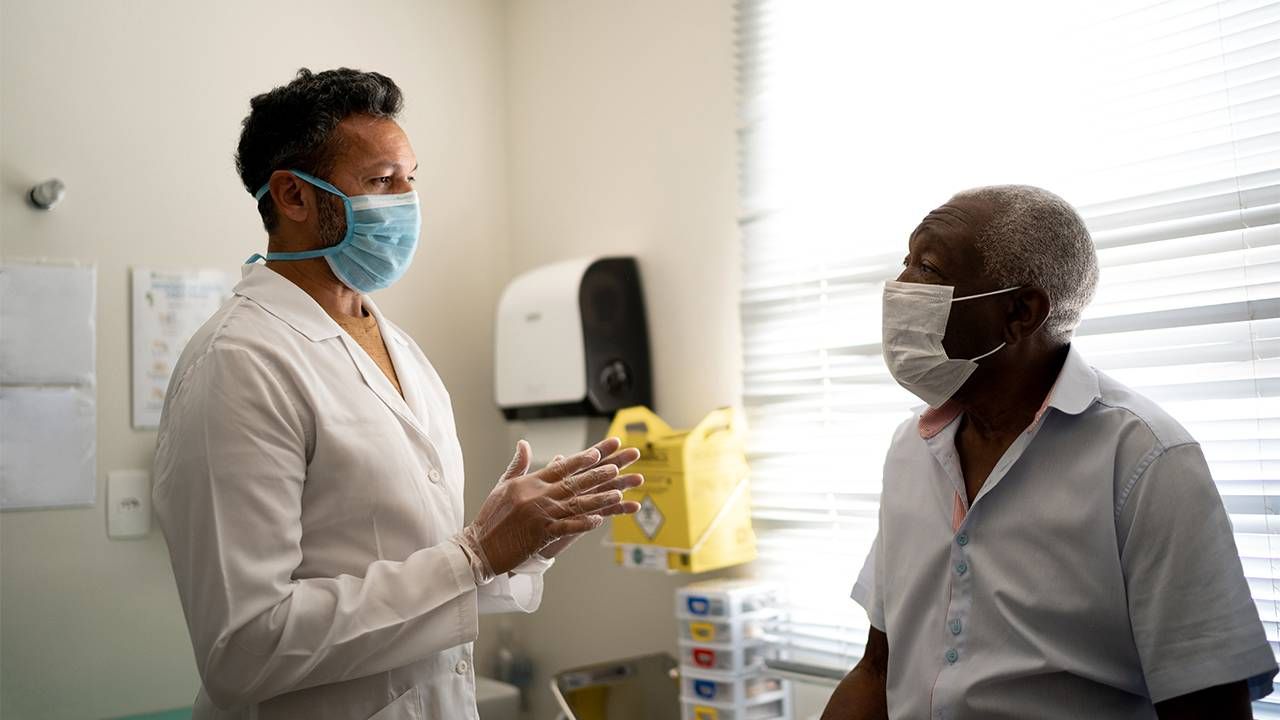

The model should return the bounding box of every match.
[881,280,1021,408]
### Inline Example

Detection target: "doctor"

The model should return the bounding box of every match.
[153,68,643,719]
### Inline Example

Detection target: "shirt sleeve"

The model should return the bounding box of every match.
[851,528,885,632]
[1118,442,1277,703]
[477,555,552,614]
[153,345,480,710]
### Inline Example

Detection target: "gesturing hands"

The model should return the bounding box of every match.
[455,437,643,582]
[537,443,642,559]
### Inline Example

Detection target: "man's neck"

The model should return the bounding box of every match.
[956,343,1069,440]
[264,256,364,319]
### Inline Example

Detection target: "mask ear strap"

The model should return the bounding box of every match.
[243,245,340,265]
[248,169,355,262]
[952,285,1023,303]
[288,170,348,198]
[970,342,1006,363]
[253,170,349,201]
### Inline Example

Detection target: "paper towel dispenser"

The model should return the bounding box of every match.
[495,257,652,420]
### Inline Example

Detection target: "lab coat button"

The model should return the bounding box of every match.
[429,469,442,483]
[456,659,469,674]
[956,533,969,546]
[945,648,959,664]
[955,561,968,575]
[950,619,962,635]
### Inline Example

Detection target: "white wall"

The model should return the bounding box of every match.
[0,1,513,717]
[498,1,744,717]
[1,1,779,718]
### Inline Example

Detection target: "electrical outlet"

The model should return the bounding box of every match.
[107,470,151,539]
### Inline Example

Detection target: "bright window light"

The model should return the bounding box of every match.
[737,0,1280,710]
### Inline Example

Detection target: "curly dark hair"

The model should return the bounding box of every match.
[236,67,403,231]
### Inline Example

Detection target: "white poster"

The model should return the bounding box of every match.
[0,386,96,510]
[0,263,96,385]
[131,268,235,429]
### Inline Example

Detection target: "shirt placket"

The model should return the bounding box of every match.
[924,419,1047,720]
[926,429,970,719]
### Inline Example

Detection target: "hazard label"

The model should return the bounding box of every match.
[635,494,664,539]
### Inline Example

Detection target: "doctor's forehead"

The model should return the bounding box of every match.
[331,115,417,171]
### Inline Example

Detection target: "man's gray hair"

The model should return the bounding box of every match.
[954,185,1099,345]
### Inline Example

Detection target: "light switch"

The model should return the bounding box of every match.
[107,470,151,539]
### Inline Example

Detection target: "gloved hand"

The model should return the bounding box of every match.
[537,445,642,559]
[454,437,642,582]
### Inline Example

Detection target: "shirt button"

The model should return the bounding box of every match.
[956,533,969,546]
[955,561,968,575]
[950,619,962,635]
[429,469,442,483]
[945,648,959,664]
[455,659,469,674]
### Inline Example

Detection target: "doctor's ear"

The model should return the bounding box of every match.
[265,171,312,224]
[1003,287,1052,346]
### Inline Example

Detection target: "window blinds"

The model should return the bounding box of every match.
[736,0,1280,707]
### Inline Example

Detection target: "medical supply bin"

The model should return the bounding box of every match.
[681,668,783,705]
[678,580,780,619]
[678,610,778,645]
[681,694,791,720]
[679,639,774,674]
[608,406,756,573]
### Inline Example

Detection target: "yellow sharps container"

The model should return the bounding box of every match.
[607,406,756,573]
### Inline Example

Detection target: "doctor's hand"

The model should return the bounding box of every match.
[537,445,642,559]
[455,438,643,582]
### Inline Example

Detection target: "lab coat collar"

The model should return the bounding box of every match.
[235,263,440,456]
[234,262,344,342]
[359,298,434,432]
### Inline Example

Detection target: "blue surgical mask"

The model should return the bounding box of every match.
[247,170,421,293]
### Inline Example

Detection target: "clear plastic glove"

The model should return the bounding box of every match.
[454,437,642,582]
[537,445,642,559]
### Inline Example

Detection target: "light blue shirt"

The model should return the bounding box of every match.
[853,346,1276,719]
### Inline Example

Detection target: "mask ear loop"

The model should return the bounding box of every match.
[968,342,1006,362]
[953,286,1023,362]
[951,285,1023,303]
[247,170,356,263]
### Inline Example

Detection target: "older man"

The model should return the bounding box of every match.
[822,186,1276,719]
[154,68,643,719]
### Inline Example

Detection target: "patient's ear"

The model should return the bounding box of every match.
[1004,287,1052,345]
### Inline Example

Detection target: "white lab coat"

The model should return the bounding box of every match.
[153,264,546,720]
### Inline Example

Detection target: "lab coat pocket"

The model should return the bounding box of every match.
[367,685,423,720]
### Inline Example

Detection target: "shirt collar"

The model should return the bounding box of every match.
[234,263,353,342]
[917,344,1100,439]
[1048,344,1101,416]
